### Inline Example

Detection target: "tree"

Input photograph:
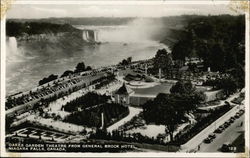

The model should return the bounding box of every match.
[54,115,62,121]
[119,57,132,66]
[170,80,205,112]
[154,49,173,69]
[61,70,74,77]
[226,64,245,89]
[75,62,86,73]
[127,57,132,64]
[172,40,192,61]
[210,43,226,71]
[120,59,129,66]
[171,15,245,75]
[143,88,206,142]
[85,66,92,71]
[194,40,210,68]
[170,80,196,95]
[6,21,79,37]
[38,74,58,85]
[193,91,206,103]
[218,77,238,97]
[153,49,173,77]
[143,93,183,142]
[188,63,199,73]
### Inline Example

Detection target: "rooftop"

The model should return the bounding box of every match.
[115,83,134,95]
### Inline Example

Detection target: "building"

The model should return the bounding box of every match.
[114,83,134,106]
[184,57,204,65]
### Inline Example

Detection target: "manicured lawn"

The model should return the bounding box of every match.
[131,83,173,95]
[131,83,209,96]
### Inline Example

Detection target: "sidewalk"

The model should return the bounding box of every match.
[27,115,93,134]
[106,107,142,132]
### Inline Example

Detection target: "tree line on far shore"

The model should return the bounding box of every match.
[6,21,80,37]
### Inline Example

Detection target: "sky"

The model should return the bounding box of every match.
[6,2,242,19]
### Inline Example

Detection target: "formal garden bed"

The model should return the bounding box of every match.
[62,92,129,128]
[118,112,145,132]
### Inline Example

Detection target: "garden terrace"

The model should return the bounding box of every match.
[63,92,111,112]
[63,92,129,128]
[117,112,145,131]
[64,102,129,128]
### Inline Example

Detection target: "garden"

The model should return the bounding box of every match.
[63,92,129,128]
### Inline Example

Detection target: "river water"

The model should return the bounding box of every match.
[6,25,168,96]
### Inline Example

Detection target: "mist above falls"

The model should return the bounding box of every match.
[77,18,167,44]
[6,37,25,62]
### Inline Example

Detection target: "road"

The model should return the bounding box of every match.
[180,92,243,152]
[199,114,245,152]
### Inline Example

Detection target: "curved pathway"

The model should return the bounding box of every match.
[107,107,143,132]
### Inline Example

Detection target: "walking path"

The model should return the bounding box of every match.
[95,80,122,95]
[45,79,122,118]
[107,107,143,132]
[130,94,156,98]
[26,115,93,134]
[45,87,93,118]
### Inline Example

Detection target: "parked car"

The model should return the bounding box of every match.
[223,122,230,128]
[214,128,223,133]
[224,101,230,106]
[204,137,213,144]
[214,125,225,133]
[221,142,232,152]
[234,113,240,119]
[229,118,234,123]
[219,125,225,130]
[239,109,245,115]
[230,116,235,121]
[208,133,216,139]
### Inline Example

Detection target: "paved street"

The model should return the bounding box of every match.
[180,92,244,152]
[199,115,245,152]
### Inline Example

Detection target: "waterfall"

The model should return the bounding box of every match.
[82,30,98,42]
[8,37,18,55]
[86,31,89,39]
[94,31,98,41]
[6,37,23,62]
[82,31,88,41]
[6,36,29,62]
